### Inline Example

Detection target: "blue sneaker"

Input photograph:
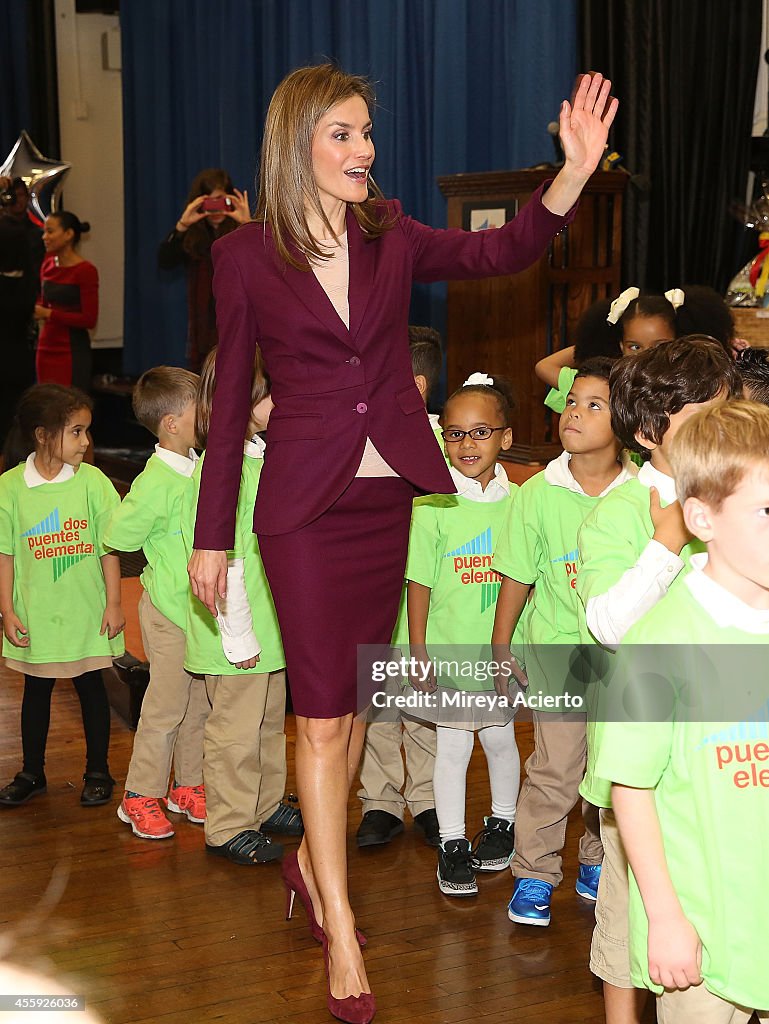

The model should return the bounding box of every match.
[575,862,601,902]
[507,877,553,926]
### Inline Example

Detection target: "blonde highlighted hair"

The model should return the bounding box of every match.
[255,62,394,270]
[669,399,769,510]
[196,346,270,449]
[132,366,200,437]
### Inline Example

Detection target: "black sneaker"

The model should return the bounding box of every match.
[437,839,479,897]
[356,810,404,848]
[206,829,283,864]
[262,800,304,837]
[0,772,47,807]
[413,808,440,848]
[472,816,515,871]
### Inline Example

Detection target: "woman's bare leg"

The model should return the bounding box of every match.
[294,712,370,999]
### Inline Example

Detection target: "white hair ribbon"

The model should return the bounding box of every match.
[664,287,686,310]
[606,287,640,325]
[463,371,494,387]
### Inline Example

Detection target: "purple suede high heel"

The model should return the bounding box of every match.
[321,934,376,1024]
[281,850,367,948]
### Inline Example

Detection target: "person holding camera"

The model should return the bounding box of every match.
[158,168,251,372]
[0,176,37,451]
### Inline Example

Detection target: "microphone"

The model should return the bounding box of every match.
[547,122,564,166]
[602,150,651,195]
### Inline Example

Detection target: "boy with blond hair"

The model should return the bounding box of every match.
[597,400,769,1023]
[105,366,211,839]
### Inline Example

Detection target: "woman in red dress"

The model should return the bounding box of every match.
[35,211,98,391]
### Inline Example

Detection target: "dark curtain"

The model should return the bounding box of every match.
[0,0,31,157]
[121,0,578,374]
[0,0,59,161]
[581,0,762,293]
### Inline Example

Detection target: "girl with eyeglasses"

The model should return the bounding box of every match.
[404,373,521,898]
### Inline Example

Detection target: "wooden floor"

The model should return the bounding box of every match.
[0,663,626,1024]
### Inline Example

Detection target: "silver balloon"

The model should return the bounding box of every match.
[0,131,71,222]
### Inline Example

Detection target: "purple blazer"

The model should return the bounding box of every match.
[194,185,574,546]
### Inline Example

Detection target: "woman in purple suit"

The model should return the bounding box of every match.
[188,63,616,1022]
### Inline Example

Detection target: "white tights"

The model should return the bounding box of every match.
[433,720,520,843]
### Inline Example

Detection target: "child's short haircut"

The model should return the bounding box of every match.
[736,347,769,406]
[574,356,615,385]
[609,336,742,454]
[408,325,442,400]
[669,400,769,510]
[132,367,200,436]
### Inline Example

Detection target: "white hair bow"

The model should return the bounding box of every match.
[464,371,494,387]
[606,287,640,325]
[664,287,685,310]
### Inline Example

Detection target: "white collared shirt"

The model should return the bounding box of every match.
[23,453,75,488]
[449,462,510,504]
[153,443,198,477]
[686,553,769,633]
[544,449,638,496]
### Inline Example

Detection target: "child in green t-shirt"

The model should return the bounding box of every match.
[405,374,518,897]
[0,384,124,808]
[105,367,213,840]
[575,337,742,1024]
[491,358,637,928]
[181,347,296,867]
[598,400,769,1022]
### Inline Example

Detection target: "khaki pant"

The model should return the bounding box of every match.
[358,716,437,819]
[590,808,632,987]
[511,711,602,886]
[203,669,287,846]
[125,592,210,797]
[657,984,768,1024]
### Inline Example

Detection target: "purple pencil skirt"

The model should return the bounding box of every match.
[258,477,415,719]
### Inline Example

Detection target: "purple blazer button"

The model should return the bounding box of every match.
[349,356,361,366]
[356,402,368,414]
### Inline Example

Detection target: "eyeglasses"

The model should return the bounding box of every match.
[440,426,507,442]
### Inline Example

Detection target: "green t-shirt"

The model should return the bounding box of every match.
[181,450,284,675]
[595,573,769,1008]
[391,421,448,649]
[405,489,515,691]
[576,475,705,807]
[494,462,633,702]
[0,463,124,665]
[104,454,193,630]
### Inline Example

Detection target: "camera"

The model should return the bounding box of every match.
[200,196,233,214]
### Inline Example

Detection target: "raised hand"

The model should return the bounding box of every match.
[226,188,251,224]
[650,488,692,556]
[559,72,618,179]
[542,72,619,216]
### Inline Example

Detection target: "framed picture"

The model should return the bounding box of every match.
[462,200,519,232]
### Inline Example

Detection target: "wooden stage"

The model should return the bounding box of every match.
[0,573,641,1023]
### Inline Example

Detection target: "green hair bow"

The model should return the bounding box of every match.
[544,366,578,414]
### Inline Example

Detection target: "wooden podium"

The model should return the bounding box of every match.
[437,169,626,463]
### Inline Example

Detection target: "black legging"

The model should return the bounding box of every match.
[21,671,111,777]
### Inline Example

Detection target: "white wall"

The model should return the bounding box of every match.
[54,0,123,348]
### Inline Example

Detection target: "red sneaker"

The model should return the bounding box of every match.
[117,793,174,839]
[166,783,206,823]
